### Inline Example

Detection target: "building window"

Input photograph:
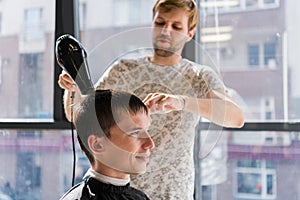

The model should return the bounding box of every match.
[79,2,87,30]
[113,0,152,26]
[114,0,129,26]
[0,13,2,34]
[19,53,44,118]
[246,0,259,8]
[245,0,279,9]
[248,42,277,68]
[235,159,276,199]
[24,8,44,41]
[128,0,142,23]
[0,57,2,86]
[200,0,279,13]
[248,44,260,67]
[264,42,277,68]
[264,0,276,4]
[262,97,275,120]
[16,151,41,199]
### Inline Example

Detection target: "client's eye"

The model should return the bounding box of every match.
[128,131,140,138]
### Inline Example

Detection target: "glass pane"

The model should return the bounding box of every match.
[264,0,276,5]
[194,130,298,199]
[264,42,276,66]
[248,44,260,67]
[237,173,262,195]
[77,0,155,84]
[0,129,85,199]
[198,0,300,121]
[237,159,262,168]
[267,174,275,195]
[0,0,55,120]
[246,0,258,8]
[74,1,300,200]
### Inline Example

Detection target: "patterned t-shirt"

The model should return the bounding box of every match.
[96,56,225,200]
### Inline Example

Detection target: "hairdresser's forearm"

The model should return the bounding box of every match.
[183,91,244,128]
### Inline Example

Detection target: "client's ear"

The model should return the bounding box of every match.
[88,135,105,153]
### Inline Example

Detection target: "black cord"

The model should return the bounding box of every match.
[70,91,76,187]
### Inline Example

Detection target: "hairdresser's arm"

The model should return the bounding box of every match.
[144,90,244,128]
[184,89,244,128]
[58,71,81,122]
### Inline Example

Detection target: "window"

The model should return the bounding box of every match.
[0,0,69,199]
[246,0,259,8]
[0,13,2,34]
[262,97,275,120]
[0,130,81,199]
[247,41,277,69]
[0,57,2,86]
[114,0,129,26]
[200,0,280,13]
[79,2,87,29]
[235,160,276,199]
[19,53,44,118]
[24,8,44,41]
[128,0,141,23]
[197,0,300,199]
[264,0,276,4]
[264,42,277,68]
[113,0,153,26]
[0,3,53,120]
[0,1,299,200]
[248,44,260,67]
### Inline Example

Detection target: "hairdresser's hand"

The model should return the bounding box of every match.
[143,93,185,114]
[58,70,76,91]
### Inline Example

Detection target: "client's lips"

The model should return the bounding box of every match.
[135,154,151,162]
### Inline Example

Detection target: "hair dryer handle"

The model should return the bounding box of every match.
[55,34,94,95]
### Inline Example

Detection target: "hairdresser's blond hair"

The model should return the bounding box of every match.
[153,0,198,31]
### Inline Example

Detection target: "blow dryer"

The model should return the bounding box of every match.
[55,34,94,95]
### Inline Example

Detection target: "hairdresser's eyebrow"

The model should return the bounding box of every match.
[155,16,184,26]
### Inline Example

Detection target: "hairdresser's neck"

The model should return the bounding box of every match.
[150,53,182,66]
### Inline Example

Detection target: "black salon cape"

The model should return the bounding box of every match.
[59,177,150,200]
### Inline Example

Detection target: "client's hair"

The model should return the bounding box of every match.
[74,89,148,164]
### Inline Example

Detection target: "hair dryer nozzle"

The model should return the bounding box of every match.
[55,34,94,95]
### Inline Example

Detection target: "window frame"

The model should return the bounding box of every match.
[0,0,78,129]
[0,1,299,200]
[0,1,297,130]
